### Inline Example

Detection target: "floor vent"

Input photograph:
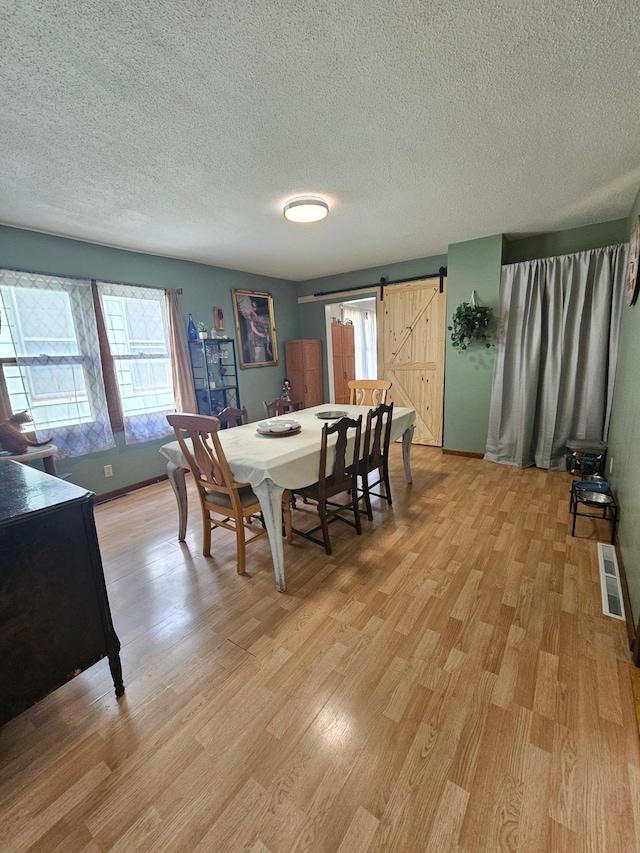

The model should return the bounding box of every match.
[597,542,625,621]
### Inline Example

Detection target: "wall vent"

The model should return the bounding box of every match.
[597,542,625,621]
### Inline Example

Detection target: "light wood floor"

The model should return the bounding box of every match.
[1,446,639,851]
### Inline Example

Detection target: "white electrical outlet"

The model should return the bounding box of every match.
[104,464,113,477]
[609,456,614,475]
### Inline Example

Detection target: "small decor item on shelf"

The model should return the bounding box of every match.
[196,322,208,339]
[213,306,225,331]
[187,313,198,341]
[448,291,493,352]
[281,378,292,401]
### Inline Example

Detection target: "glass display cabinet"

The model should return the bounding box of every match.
[189,338,240,416]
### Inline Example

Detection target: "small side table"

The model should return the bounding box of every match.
[570,481,618,544]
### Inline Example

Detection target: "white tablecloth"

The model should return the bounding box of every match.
[159,404,416,490]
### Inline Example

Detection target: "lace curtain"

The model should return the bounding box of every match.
[0,270,115,458]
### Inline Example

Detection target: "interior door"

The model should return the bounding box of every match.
[332,324,346,404]
[304,340,323,406]
[332,324,356,404]
[382,277,446,445]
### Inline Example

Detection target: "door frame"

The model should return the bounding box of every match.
[324,296,382,404]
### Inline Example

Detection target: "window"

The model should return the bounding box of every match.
[97,282,175,444]
[2,286,93,424]
[0,270,115,457]
[0,270,178,457]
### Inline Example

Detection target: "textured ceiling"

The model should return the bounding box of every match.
[1,1,639,281]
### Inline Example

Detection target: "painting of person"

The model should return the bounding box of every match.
[232,290,278,368]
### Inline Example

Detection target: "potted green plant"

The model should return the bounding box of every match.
[448,294,494,352]
[196,321,209,340]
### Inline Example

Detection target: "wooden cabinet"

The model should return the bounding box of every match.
[285,339,323,408]
[331,323,356,405]
[0,461,124,726]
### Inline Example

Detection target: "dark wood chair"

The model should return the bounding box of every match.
[217,406,249,428]
[166,413,291,573]
[263,399,302,418]
[358,403,394,520]
[291,415,362,555]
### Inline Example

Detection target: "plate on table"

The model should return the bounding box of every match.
[315,410,348,420]
[256,418,301,437]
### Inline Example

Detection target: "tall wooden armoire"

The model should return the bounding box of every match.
[285,339,323,408]
[331,322,355,405]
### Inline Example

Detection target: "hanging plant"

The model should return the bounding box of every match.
[448,293,494,351]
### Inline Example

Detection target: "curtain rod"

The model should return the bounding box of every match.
[313,267,447,299]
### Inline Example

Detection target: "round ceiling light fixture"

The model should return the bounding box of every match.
[283,196,329,223]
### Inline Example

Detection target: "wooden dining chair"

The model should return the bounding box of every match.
[358,402,394,520]
[166,413,291,573]
[348,379,392,406]
[291,415,362,555]
[263,399,302,418]
[216,406,249,428]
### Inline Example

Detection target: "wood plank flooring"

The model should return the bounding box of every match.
[1,447,639,851]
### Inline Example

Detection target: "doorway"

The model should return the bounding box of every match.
[325,297,378,404]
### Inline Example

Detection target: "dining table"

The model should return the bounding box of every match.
[159,404,416,592]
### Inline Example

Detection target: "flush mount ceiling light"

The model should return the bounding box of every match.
[283,196,329,223]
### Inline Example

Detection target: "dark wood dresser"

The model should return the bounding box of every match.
[0,461,124,726]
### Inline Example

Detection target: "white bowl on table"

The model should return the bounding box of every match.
[258,418,299,433]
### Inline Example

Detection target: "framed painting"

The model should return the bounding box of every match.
[232,289,278,368]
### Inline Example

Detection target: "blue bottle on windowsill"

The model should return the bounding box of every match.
[187,313,197,341]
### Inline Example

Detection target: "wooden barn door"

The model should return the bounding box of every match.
[382,277,447,445]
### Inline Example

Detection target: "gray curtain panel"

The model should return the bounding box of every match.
[485,243,628,470]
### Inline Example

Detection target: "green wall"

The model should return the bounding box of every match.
[0,226,299,495]
[505,218,628,264]
[297,254,447,400]
[442,219,628,456]
[607,192,640,629]
[297,255,448,299]
[444,234,504,452]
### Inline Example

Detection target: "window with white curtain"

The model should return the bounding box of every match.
[0,269,182,456]
[341,300,378,379]
[0,270,115,457]
[97,282,174,444]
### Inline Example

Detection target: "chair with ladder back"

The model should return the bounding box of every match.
[166,413,291,574]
